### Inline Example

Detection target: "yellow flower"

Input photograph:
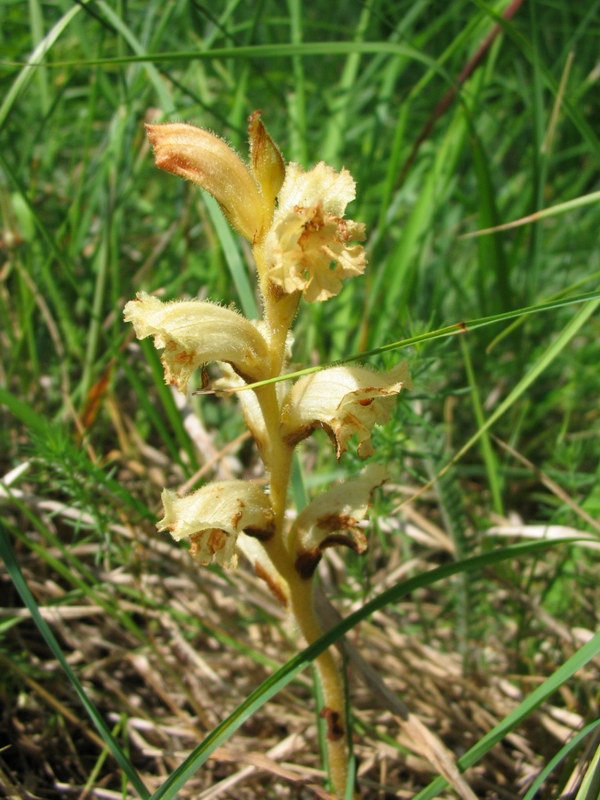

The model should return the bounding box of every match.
[288,463,388,578]
[280,362,411,458]
[145,113,284,244]
[158,480,275,569]
[263,162,366,302]
[123,292,269,392]
[145,115,365,304]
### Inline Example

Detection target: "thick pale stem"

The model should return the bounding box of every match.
[254,382,292,526]
[254,241,300,365]
[252,241,298,525]
[259,536,355,798]
[288,575,355,798]
[252,242,355,799]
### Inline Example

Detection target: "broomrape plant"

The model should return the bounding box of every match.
[124,113,410,798]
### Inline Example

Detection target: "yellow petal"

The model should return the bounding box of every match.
[248,111,285,216]
[146,122,269,242]
[124,291,269,392]
[158,480,275,568]
[263,162,366,302]
[289,463,388,578]
[281,362,411,458]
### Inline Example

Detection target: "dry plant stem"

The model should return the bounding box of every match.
[263,518,354,799]
[288,576,354,799]
[254,251,355,799]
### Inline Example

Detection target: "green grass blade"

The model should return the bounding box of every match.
[462,189,600,238]
[460,337,504,514]
[27,0,49,115]
[94,0,175,113]
[236,290,600,392]
[0,523,151,800]
[148,538,576,799]
[137,338,200,474]
[36,41,448,72]
[0,387,48,435]
[414,631,600,799]
[0,153,83,356]
[0,388,153,520]
[286,0,307,164]
[441,297,600,478]
[575,742,600,800]
[0,2,85,130]
[320,5,371,165]
[203,194,258,319]
[470,0,600,156]
[522,719,600,800]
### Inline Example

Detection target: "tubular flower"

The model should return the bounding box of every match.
[262,162,366,302]
[158,480,275,569]
[145,116,283,244]
[124,292,269,392]
[288,463,388,578]
[281,362,411,458]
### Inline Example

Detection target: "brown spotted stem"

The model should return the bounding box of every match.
[252,244,356,799]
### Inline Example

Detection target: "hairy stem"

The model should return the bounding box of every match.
[253,243,355,799]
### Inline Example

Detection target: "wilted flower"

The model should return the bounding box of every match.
[263,162,366,302]
[281,362,411,458]
[159,480,275,568]
[146,114,284,244]
[288,463,388,578]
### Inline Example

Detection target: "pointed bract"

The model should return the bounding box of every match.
[248,111,286,216]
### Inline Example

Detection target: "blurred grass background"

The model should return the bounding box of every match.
[1,1,599,797]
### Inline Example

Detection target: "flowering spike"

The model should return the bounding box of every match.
[127,112,409,800]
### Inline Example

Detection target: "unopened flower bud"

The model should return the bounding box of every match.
[146,122,270,242]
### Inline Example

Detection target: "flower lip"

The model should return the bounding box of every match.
[158,480,275,569]
[289,463,388,578]
[280,362,411,459]
[262,162,366,302]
